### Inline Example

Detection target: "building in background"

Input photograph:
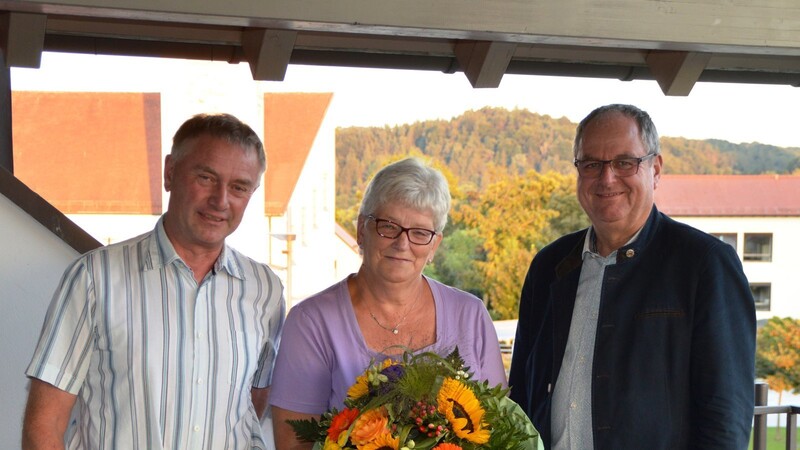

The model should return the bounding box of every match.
[655,174,800,323]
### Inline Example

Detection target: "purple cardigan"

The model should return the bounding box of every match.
[269,276,507,414]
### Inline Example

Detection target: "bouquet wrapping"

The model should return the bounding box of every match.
[288,348,538,449]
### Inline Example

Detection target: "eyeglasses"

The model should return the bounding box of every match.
[573,153,657,178]
[367,215,437,245]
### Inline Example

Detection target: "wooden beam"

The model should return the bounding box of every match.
[0,166,102,254]
[0,12,46,68]
[6,0,800,56]
[646,50,711,96]
[455,40,516,88]
[0,51,11,172]
[242,28,297,81]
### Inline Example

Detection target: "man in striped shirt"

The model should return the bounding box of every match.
[22,113,286,450]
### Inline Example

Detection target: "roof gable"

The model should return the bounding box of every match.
[12,91,162,214]
[263,92,333,216]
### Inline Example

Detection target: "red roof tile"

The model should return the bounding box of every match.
[12,91,162,214]
[263,93,333,216]
[655,174,800,216]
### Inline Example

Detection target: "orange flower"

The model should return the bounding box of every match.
[327,407,360,442]
[432,444,463,450]
[357,431,399,450]
[349,407,389,445]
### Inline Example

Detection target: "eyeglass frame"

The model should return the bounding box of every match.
[366,214,438,245]
[573,152,657,178]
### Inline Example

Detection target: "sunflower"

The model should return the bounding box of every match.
[436,378,490,444]
[356,431,399,450]
[347,372,370,400]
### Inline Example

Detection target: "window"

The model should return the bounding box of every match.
[744,233,772,262]
[750,284,771,311]
[710,233,737,251]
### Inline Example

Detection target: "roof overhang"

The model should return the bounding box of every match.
[2,0,800,95]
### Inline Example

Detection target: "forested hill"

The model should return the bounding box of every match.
[335,106,800,216]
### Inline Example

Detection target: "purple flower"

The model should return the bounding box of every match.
[381,364,405,382]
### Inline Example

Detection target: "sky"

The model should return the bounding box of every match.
[11,52,800,149]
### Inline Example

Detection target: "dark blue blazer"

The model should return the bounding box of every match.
[508,206,755,449]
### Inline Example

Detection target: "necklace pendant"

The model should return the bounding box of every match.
[392,328,399,335]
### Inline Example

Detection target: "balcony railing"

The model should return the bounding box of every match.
[753,382,799,450]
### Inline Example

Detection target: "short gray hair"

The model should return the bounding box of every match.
[573,104,660,157]
[171,113,266,173]
[358,157,451,232]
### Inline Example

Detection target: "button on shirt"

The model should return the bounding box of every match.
[551,227,640,450]
[26,217,285,450]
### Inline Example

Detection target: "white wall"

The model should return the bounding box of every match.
[671,216,800,321]
[0,194,79,449]
[282,100,354,304]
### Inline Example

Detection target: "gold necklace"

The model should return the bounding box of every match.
[367,285,422,335]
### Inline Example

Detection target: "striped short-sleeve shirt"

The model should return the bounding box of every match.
[26,217,286,450]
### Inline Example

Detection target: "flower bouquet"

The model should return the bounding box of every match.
[288,348,538,449]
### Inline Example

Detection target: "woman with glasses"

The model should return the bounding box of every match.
[270,157,506,450]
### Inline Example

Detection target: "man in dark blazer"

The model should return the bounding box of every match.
[508,104,755,449]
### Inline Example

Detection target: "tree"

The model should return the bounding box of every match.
[455,170,580,319]
[756,317,800,439]
[425,227,485,298]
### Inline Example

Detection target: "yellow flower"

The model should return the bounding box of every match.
[356,431,399,450]
[347,373,370,400]
[350,407,390,446]
[437,378,490,444]
[347,359,396,400]
[323,437,343,450]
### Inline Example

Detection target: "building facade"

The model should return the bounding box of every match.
[655,174,800,322]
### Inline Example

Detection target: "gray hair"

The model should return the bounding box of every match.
[573,104,660,157]
[358,157,451,232]
[171,113,266,173]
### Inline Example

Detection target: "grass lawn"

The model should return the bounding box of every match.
[751,426,800,450]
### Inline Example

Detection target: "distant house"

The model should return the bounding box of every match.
[655,174,800,322]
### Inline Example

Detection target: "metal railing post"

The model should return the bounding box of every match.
[754,382,768,450]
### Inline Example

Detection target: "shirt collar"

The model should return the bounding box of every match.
[582,225,644,260]
[146,215,244,280]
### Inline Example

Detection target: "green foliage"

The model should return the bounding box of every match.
[756,317,800,394]
[425,227,485,298]
[709,139,800,174]
[660,137,736,174]
[286,415,327,444]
